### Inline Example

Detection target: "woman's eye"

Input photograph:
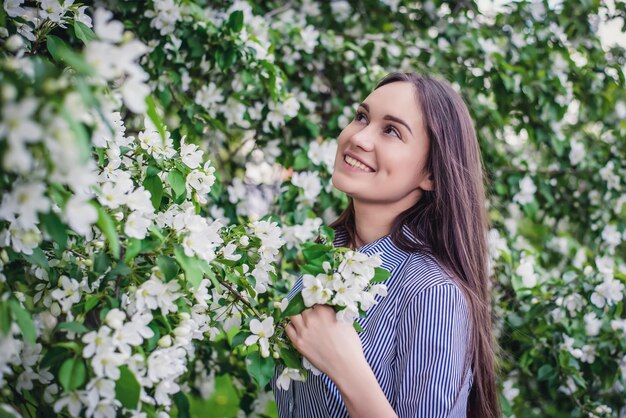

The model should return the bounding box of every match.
[354,111,368,123]
[385,126,401,139]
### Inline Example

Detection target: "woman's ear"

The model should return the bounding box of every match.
[419,173,435,191]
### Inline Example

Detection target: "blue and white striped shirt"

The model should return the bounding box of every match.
[272,227,472,417]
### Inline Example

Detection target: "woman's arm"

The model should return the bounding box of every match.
[286,304,398,418]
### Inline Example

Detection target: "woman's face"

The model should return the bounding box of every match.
[331,82,433,208]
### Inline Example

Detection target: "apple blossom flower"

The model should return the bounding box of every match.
[39,0,69,24]
[301,274,330,307]
[4,0,26,18]
[51,275,82,313]
[93,8,123,43]
[513,176,536,205]
[275,367,305,391]
[135,275,182,315]
[180,137,203,169]
[194,82,224,116]
[245,317,275,357]
[291,171,322,205]
[65,195,98,236]
[0,97,42,145]
[82,326,113,359]
[54,391,84,416]
[0,181,50,229]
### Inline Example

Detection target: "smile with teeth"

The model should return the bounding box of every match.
[344,155,374,172]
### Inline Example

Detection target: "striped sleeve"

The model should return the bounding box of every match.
[394,283,471,418]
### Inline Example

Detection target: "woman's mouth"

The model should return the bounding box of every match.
[344,154,374,172]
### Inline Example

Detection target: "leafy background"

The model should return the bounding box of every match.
[1,0,625,417]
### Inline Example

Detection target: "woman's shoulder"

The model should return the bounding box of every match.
[397,251,463,302]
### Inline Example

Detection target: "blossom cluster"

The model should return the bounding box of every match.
[301,253,388,323]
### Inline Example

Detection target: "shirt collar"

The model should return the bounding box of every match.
[333,227,411,274]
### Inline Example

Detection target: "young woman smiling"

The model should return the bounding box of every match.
[272,73,499,418]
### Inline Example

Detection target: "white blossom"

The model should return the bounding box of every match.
[569,141,585,165]
[51,275,82,313]
[135,275,182,315]
[4,0,26,18]
[180,138,204,169]
[275,367,304,391]
[244,317,275,358]
[0,181,50,229]
[590,276,624,308]
[513,176,537,206]
[65,195,98,236]
[516,256,538,288]
[291,171,322,205]
[584,312,602,337]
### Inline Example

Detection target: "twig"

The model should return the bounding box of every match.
[264,1,293,18]
[66,248,86,259]
[218,277,262,320]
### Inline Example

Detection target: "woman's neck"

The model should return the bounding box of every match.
[352,198,414,247]
[350,186,425,247]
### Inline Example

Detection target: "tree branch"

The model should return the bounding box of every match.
[218,277,262,320]
[264,2,293,18]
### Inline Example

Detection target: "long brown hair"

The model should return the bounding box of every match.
[330,72,499,417]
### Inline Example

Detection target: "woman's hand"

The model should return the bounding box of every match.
[286,305,398,418]
[285,304,365,381]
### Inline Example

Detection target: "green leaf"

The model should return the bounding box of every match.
[46,35,92,74]
[538,364,554,381]
[174,246,203,288]
[157,255,179,281]
[84,295,101,313]
[108,263,131,278]
[58,358,86,392]
[282,293,305,318]
[173,392,190,418]
[9,300,36,344]
[93,252,112,274]
[0,302,11,335]
[124,238,143,263]
[46,34,65,63]
[57,322,89,334]
[353,321,364,332]
[302,243,330,261]
[41,347,71,370]
[246,351,275,388]
[23,247,49,270]
[40,211,68,251]
[319,225,335,244]
[223,48,237,69]
[280,347,302,369]
[300,263,325,276]
[145,95,166,142]
[293,152,310,170]
[231,331,250,348]
[143,175,163,210]
[73,20,97,43]
[228,10,244,32]
[95,204,120,258]
[115,366,140,410]
[370,267,391,283]
[168,170,186,199]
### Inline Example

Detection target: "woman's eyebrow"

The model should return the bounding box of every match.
[359,102,413,135]
[384,115,413,135]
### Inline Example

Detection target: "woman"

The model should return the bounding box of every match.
[273,73,499,417]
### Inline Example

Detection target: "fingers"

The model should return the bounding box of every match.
[285,321,297,343]
[289,312,305,328]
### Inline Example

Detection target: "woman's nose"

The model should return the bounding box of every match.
[349,126,374,152]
